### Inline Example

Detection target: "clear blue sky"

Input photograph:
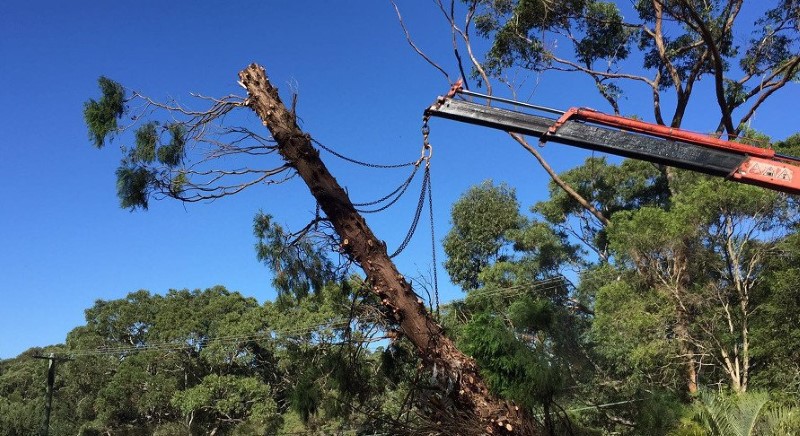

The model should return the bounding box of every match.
[1,1,796,359]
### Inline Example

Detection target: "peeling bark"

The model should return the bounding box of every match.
[238,63,537,435]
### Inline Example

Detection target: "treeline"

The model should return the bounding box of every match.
[4,149,800,435]
[0,284,428,435]
[436,135,800,434]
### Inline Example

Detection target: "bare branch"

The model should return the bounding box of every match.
[734,56,800,130]
[390,0,451,83]
[510,132,610,227]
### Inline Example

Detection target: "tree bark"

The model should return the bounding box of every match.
[238,63,537,435]
[674,311,699,395]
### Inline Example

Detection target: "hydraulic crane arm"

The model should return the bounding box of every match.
[425,90,800,195]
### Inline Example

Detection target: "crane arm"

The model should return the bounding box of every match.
[425,95,800,195]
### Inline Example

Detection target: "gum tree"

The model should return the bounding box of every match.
[418,0,800,397]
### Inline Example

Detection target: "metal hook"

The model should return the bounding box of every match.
[419,115,433,165]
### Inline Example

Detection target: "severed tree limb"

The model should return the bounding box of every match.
[238,63,537,435]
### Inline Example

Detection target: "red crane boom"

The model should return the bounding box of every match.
[425,84,800,195]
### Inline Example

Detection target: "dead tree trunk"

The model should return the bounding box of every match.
[238,63,536,435]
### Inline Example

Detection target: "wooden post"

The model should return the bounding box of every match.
[33,353,69,436]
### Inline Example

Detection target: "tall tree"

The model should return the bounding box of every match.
[471,0,799,134]
[441,181,592,434]
[84,64,538,433]
[421,0,800,397]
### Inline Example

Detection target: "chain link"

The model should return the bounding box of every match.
[312,138,418,169]
[427,164,439,319]
[354,165,421,212]
[389,167,429,258]
[420,115,433,165]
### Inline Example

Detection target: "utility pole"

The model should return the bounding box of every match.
[33,353,70,436]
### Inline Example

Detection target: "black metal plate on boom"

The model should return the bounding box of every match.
[426,99,747,176]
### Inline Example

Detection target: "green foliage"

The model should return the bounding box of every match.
[442,180,592,432]
[289,373,322,421]
[115,121,187,210]
[474,0,799,132]
[675,390,800,436]
[171,374,278,432]
[157,123,186,167]
[443,181,524,289]
[534,157,668,256]
[749,232,800,396]
[151,422,190,436]
[575,2,632,66]
[608,206,696,263]
[83,76,125,148]
[0,352,48,436]
[115,164,154,210]
[254,211,335,300]
[85,78,190,210]
[460,313,563,409]
[775,133,800,158]
[0,284,415,435]
[590,278,680,385]
[742,1,800,77]
[476,0,589,75]
[133,122,158,164]
[442,142,800,432]
[507,296,554,332]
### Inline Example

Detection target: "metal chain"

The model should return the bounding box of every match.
[420,115,433,164]
[389,167,429,258]
[354,164,420,212]
[421,114,439,317]
[389,115,435,258]
[427,165,439,319]
[312,138,418,169]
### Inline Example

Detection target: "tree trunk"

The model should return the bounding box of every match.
[238,63,537,435]
[674,315,698,395]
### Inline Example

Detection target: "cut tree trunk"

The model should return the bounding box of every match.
[238,63,536,435]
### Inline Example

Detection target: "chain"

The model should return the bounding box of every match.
[420,115,433,166]
[312,138,418,169]
[389,167,429,258]
[355,165,420,212]
[308,111,439,311]
[389,116,434,258]
[427,164,439,319]
[422,112,439,317]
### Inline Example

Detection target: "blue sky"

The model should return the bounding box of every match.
[1,1,797,359]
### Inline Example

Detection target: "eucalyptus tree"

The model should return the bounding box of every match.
[441,182,596,434]
[469,0,799,134]
[424,0,800,397]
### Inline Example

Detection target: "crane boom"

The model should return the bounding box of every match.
[425,90,800,195]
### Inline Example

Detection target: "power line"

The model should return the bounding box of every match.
[465,276,569,299]
[560,398,645,414]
